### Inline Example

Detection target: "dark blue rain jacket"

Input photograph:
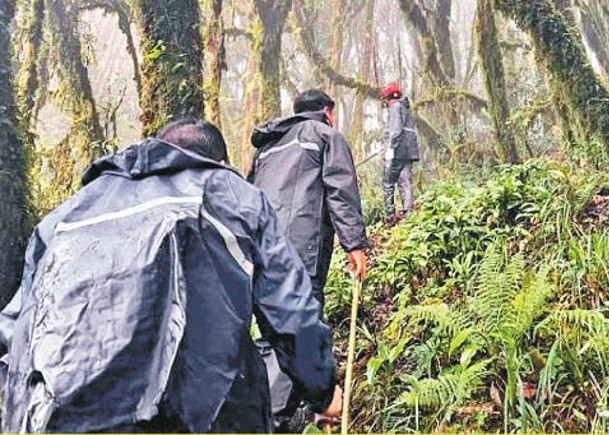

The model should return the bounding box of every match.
[0,139,337,433]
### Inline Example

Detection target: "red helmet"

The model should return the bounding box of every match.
[382,82,402,99]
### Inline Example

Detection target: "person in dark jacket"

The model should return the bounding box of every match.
[248,89,368,306]
[0,119,341,433]
[382,82,420,220]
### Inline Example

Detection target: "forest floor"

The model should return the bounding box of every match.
[320,155,609,433]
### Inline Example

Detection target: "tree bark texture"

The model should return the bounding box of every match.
[434,0,456,80]
[397,0,451,87]
[494,0,609,147]
[350,0,375,160]
[133,0,204,136]
[476,0,519,163]
[16,0,45,130]
[254,0,292,122]
[0,0,30,308]
[202,0,225,127]
[47,0,104,144]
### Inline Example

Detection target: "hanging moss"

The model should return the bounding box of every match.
[475,0,519,163]
[494,0,609,149]
[0,0,30,307]
[133,0,204,136]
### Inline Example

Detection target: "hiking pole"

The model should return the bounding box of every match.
[341,276,362,434]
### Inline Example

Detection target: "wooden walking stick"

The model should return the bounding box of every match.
[341,277,362,434]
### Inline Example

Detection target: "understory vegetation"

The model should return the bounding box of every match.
[324,149,609,433]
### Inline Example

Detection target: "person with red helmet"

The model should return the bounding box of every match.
[381,82,419,221]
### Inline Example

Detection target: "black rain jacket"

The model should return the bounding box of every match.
[384,98,419,161]
[249,111,368,282]
[0,139,337,433]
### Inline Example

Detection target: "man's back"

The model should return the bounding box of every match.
[250,111,367,284]
[1,139,337,433]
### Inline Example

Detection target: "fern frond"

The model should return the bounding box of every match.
[400,303,472,339]
[398,359,492,409]
[503,265,554,340]
[536,309,609,339]
[471,247,521,332]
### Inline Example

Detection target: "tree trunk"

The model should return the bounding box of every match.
[434,0,456,80]
[16,0,45,130]
[133,0,204,136]
[475,0,519,163]
[578,1,609,79]
[494,0,609,148]
[328,0,346,106]
[254,0,292,122]
[202,0,225,127]
[398,0,451,87]
[350,0,374,160]
[0,0,30,308]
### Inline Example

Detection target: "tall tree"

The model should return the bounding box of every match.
[253,0,292,121]
[475,0,519,163]
[328,0,346,99]
[202,0,225,127]
[46,0,105,187]
[577,0,609,79]
[350,0,374,159]
[0,0,30,308]
[16,0,45,131]
[434,0,456,80]
[494,0,609,147]
[133,0,204,136]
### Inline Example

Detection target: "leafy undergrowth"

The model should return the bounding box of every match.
[324,158,609,433]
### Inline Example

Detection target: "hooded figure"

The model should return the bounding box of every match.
[382,82,420,220]
[0,120,339,433]
[248,90,368,306]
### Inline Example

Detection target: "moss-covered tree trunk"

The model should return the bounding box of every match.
[494,0,609,148]
[435,0,456,80]
[328,0,346,102]
[16,0,45,130]
[202,0,225,127]
[578,1,609,79]
[254,0,292,121]
[398,0,451,87]
[350,0,374,160]
[133,0,204,136]
[0,0,29,308]
[476,0,519,163]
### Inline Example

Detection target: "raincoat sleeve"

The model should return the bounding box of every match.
[322,131,368,253]
[252,192,338,413]
[388,102,403,149]
[0,229,45,353]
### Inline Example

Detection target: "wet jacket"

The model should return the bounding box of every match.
[0,139,337,433]
[249,111,367,282]
[384,98,419,161]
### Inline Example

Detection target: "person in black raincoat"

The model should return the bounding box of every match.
[0,119,341,433]
[381,82,420,221]
[248,89,368,306]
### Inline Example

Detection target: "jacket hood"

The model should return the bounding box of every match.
[251,111,329,148]
[82,138,233,186]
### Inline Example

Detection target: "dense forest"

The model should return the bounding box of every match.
[1,0,609,432]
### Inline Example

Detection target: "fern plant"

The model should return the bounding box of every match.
[385,244,555,431]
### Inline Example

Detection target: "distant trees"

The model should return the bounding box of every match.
[495,0,609,148]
